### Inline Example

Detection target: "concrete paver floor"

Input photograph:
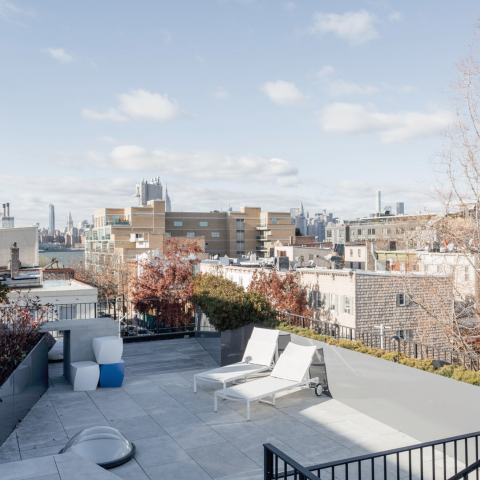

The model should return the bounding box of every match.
[0,338,424,480]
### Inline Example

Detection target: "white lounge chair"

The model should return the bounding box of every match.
[194,327,280,393]
[214,342,319,420]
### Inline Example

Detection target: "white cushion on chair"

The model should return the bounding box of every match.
[92,336,123,365]
[242,327,280,367]
[71,361,100,391]
[271,343,317,382]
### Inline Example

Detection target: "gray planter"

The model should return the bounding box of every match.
[0,335,49,446]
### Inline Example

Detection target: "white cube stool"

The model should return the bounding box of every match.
[92,336,123,365]
[71,361,100,391]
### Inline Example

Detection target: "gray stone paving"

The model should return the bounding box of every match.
[0,337,428,480]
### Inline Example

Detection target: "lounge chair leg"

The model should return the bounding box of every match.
[214,393,218,412]
[247,401,250,421]
[194,376,197,393]
[272,394,275,406]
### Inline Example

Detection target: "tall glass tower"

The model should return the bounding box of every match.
[49,204,55,234]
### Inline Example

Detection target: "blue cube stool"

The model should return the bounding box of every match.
[99,360,125,388]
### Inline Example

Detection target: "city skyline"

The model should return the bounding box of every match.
[0,1,477,227]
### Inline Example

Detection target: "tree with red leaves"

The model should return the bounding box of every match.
[130,237,203,303]
[248,269,308,316]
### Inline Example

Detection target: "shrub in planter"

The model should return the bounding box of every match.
[0,292,54,386]
[192,273,276,331]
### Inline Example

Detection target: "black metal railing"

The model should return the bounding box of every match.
[265,431,480,480]
[31,299,196,338]
[276,311,480,371]
[96,298,196,337]
[265,444,320,480]
[448,457,480,480]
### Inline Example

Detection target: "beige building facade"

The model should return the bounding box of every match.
[86,201,294,266]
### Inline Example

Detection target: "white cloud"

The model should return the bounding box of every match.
[117,89,183,121]
[311,10,378,45]
[387,11,403,22]
[318,103,452,143]
[82,108,128,122]
[43,47,73,64]
[0,0,32,21]
[98,136,119,145]
[317,65,335,79]
[326,79,378,97]
[159,28,173,44]
[261,80,308,107]
[82,145,300,186]
[82,89,184,122]
[214,88,229,99]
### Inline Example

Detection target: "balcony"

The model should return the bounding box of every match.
[106,220,130,226]
[256,235,268,240]
[1,313,479,480]
[256,246,267,251]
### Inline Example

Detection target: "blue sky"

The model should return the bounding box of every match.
[0,0,478,229]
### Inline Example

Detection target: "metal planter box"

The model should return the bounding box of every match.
[0,335,49,446]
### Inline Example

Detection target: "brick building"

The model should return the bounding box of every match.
[86,200,295,266]
[297,268,453,346]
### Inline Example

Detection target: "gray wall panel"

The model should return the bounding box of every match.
[288,333,480,443]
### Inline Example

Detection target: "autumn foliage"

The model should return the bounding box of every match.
[248,269,308,316]
[130,238,203,303]
[0,292,55,385]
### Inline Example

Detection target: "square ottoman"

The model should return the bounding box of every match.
[71,361,100,391]
[99,360,125,388]
[93,336,123,365]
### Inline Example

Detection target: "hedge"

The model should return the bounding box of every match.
[192,274,276,332]
[265,320,480,386]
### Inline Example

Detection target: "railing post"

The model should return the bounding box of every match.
[414,343,418,359]
[264,446,273,480]
[94,302,97,319]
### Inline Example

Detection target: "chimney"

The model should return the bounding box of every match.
[10,242,19,278]
[2,204,5,217]
[6,203,10,217]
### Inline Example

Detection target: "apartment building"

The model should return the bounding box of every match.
[86,201,294,266]
[326,212,437,253]
[297,267,453,346]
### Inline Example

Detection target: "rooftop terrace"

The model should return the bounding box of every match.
[0,337,427,480]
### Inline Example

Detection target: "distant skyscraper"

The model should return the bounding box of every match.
[134,176,163,206]
[165,184,171,213]
[67,211,73,232]
[376,191,381,213]
[396,202,405,215]
[48,204,55,234]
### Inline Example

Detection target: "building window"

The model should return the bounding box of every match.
[326,230,332,238]
[396,329,413,341]
[174,221,183,227]
[465,266,470,282]
[187,232,195,237]
[358,249,361,257]
[165,232,172,237]
[271,218,278,225]
[350,249,353,257]
[382,228,391,235]
[309,254,313,261]
[236,230,245,240]
[212,232,220,237]
[343,296,352,314]
[329,293,337,311]
[236,219,244,228]
[199,221,208,227]
[236,251,244,256]
[278,250,287,257]
[396,294,409,307]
